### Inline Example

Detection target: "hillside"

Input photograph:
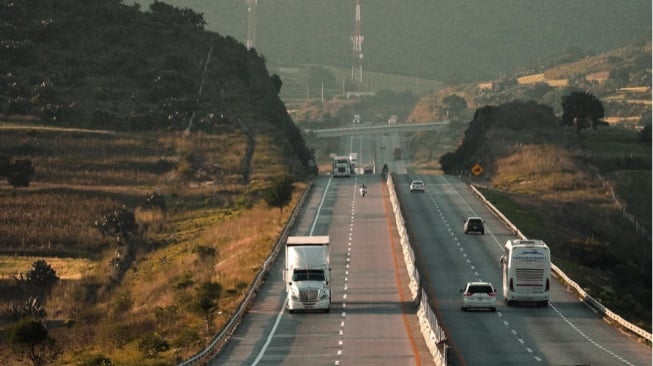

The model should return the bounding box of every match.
[1,0,314,178]
[0,1,316,364]
[401,40,652,329]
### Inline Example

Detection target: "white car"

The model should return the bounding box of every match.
[409,180,425,193]
[460,281,497,312]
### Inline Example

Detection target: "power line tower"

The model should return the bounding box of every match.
[245,0,257,50]
[350,0,364,85]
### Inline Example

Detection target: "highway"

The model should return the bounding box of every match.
[395,174,651,365]
[209,134,434,365]
[207,130,651,365]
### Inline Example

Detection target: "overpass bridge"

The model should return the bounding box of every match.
[308,121,450,138]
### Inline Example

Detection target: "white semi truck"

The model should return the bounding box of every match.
[284,236,331,313]
[348,153,358,170]
[332,155,352,177]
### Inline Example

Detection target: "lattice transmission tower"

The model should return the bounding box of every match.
[350,0,364,85]
[245,0,257,50]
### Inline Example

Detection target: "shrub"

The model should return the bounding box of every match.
[138,332,170,358]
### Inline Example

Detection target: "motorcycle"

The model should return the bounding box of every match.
[359,186,367,197]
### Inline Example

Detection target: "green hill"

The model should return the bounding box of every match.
[1,0,313,177]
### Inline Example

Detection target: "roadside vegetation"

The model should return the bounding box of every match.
[0,1,314,365]
[435,100,651,331]
[399,40,651,332]
[0,124,306,365]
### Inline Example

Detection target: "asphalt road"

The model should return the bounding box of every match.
[395,173,651,366]
[210,135,434,365]
[207,130,650,366]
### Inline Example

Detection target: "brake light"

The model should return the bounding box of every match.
[464,292,472,297]
[488,292,496,297]
[509,278,514,291]
[545,278,550,291]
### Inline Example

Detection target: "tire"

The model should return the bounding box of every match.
[491,307,496,312]
[288,309,295,314]
[506,300,513,306]
[461,306,467,311]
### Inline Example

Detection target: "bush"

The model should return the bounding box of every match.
[138,332,170,358]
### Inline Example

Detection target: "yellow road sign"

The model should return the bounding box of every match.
[471,163,483,176]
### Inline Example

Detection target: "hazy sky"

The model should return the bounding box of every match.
[133,1,652,81]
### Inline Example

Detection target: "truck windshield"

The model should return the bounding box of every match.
[292,269,325,281]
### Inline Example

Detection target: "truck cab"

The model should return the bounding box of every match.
[285,236,331,313]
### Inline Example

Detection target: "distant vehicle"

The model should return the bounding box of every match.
[409,180,425,193]
[460,281,497,312]
[393,147,402,160]
[463,217,485,234]
[352,114,361,124]
[348,153,358,169]
[332,155,352,177]
[388,115,398,125]
[500,239,551,307]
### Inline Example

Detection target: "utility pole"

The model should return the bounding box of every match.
[245,0,257,50]
[350,0,364,86]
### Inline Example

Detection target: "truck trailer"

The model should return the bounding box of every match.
[284,236,331,313]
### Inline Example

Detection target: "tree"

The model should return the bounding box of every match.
[6,158,35,196]
[26,260,59,290]
[271,74,283,94]
[561,91,605,132]
[442,94,467,118]
[95,206,138,244]
[8,318,63,366]
[140,191,166,212]
[192,281,222,334]
[263,174,294,213]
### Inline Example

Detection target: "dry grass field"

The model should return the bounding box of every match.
[0,121,303,365]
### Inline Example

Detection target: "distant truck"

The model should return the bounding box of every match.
[348,153,358,170]
[332,155,352,177]
[388,115,398,125]
[393,147,402,160]
[352,114,361,124]
[284,236,331,313]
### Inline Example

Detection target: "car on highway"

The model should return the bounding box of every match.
[409,180,425,193]
[460,281,497,312]
[463,216,485,234]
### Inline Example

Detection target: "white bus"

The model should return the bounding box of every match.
[500,239,551,307]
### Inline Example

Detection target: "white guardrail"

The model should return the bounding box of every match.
[467,184,652,343]
[386,173,652,366]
